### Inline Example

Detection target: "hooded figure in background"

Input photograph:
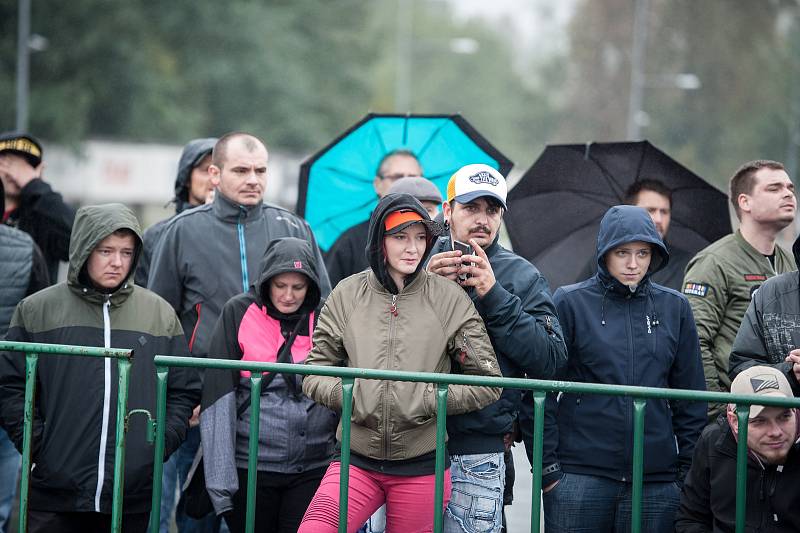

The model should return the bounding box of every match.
[299,193,501,533]
[0,203,200,533]
[199,237,337,532]
[135,137,217,287]
[539,205,706,533]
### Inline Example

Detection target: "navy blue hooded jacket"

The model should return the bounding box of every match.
[539,205,706,487]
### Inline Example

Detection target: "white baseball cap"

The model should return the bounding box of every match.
[446,164,507,209]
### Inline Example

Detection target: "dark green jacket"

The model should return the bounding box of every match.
[0,203,200,514]
[683,231,794,415]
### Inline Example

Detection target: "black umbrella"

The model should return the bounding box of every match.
[504,141,732,290]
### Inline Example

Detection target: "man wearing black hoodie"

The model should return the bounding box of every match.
[136,137,217,288]
[426,164,567,533]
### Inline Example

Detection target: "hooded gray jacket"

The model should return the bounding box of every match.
[148,191,330,358]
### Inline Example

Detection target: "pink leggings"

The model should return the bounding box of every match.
[298,461,452,533]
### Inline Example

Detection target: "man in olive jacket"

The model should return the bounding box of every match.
[684,160,796,418]
[0,203,200,533]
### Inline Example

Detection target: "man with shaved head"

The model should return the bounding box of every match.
[148,133,330,528]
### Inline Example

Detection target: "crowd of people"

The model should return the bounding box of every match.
[0,129,798,533]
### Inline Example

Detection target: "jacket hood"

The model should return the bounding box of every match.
[596,205,669,284]
[68,203,143,293]
[254,237,321,317]
[366,193,441,294]
[174,137,217,212]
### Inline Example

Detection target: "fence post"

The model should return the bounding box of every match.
[245,375,263,533]
[338,378,355,533]
[433,383,449,533]
[110,358,132,532]
[530,391,545,533]
[631,398,646,533]
[18,353,38,533]
[735,405,750,533]
[149,367,169,533]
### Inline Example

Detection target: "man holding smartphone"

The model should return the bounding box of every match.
[426,164,567,533]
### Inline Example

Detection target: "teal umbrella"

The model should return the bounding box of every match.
[297,113,513,251]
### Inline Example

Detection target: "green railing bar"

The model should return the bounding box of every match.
[530,391,545,533]
[149,369,169,533]
[0,341,131,359]
[433,383,448,533]
[111,359,133,532]
[1,342,134,533]
[631,398,646,533]
[151,356,800,532]
[245,375,262,533]
[152,356,800,410]
[338,378,355,533]
[18,353,37,533]
[735,405,750,533]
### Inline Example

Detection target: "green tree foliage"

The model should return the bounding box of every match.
[557,0,800,189]
[0,0,381,151]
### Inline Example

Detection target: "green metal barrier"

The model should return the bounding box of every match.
[0,341,134,533]
[152,355,800,533]
[3,340,799,533]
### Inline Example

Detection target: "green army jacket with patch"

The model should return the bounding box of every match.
[683,230,795,404]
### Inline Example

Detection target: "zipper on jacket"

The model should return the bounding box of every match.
[94,297,112,512]
[383,294,398,458]
[188,303,202,353]
[237,210,249,292]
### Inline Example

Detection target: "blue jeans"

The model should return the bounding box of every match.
[0,429,20,533]
[443,452,505,533]
[543,472,680,533]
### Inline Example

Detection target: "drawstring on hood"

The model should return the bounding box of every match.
[252,237,322,396]
[366,193,443,294]
[595,205,669,326]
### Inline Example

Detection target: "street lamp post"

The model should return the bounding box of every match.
[16,0,31,131]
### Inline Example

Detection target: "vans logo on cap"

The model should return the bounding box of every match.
[750,374,780,393]
[468,171,499,187]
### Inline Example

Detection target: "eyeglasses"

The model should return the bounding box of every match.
[380,173,423,181]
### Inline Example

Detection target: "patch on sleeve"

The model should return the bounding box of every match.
[744,274,767,282]
[683,282,709,297]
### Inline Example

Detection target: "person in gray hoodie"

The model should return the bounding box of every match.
[135,137,217,288]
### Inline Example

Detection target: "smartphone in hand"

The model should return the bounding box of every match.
[452,240,473,281]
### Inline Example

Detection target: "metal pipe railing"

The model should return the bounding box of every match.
[2,340,796,533]
[0,341,133,533]
[153,355,800,533]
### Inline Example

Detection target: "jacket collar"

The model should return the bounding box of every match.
[212,191,263,224]
[366,267,428,296]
